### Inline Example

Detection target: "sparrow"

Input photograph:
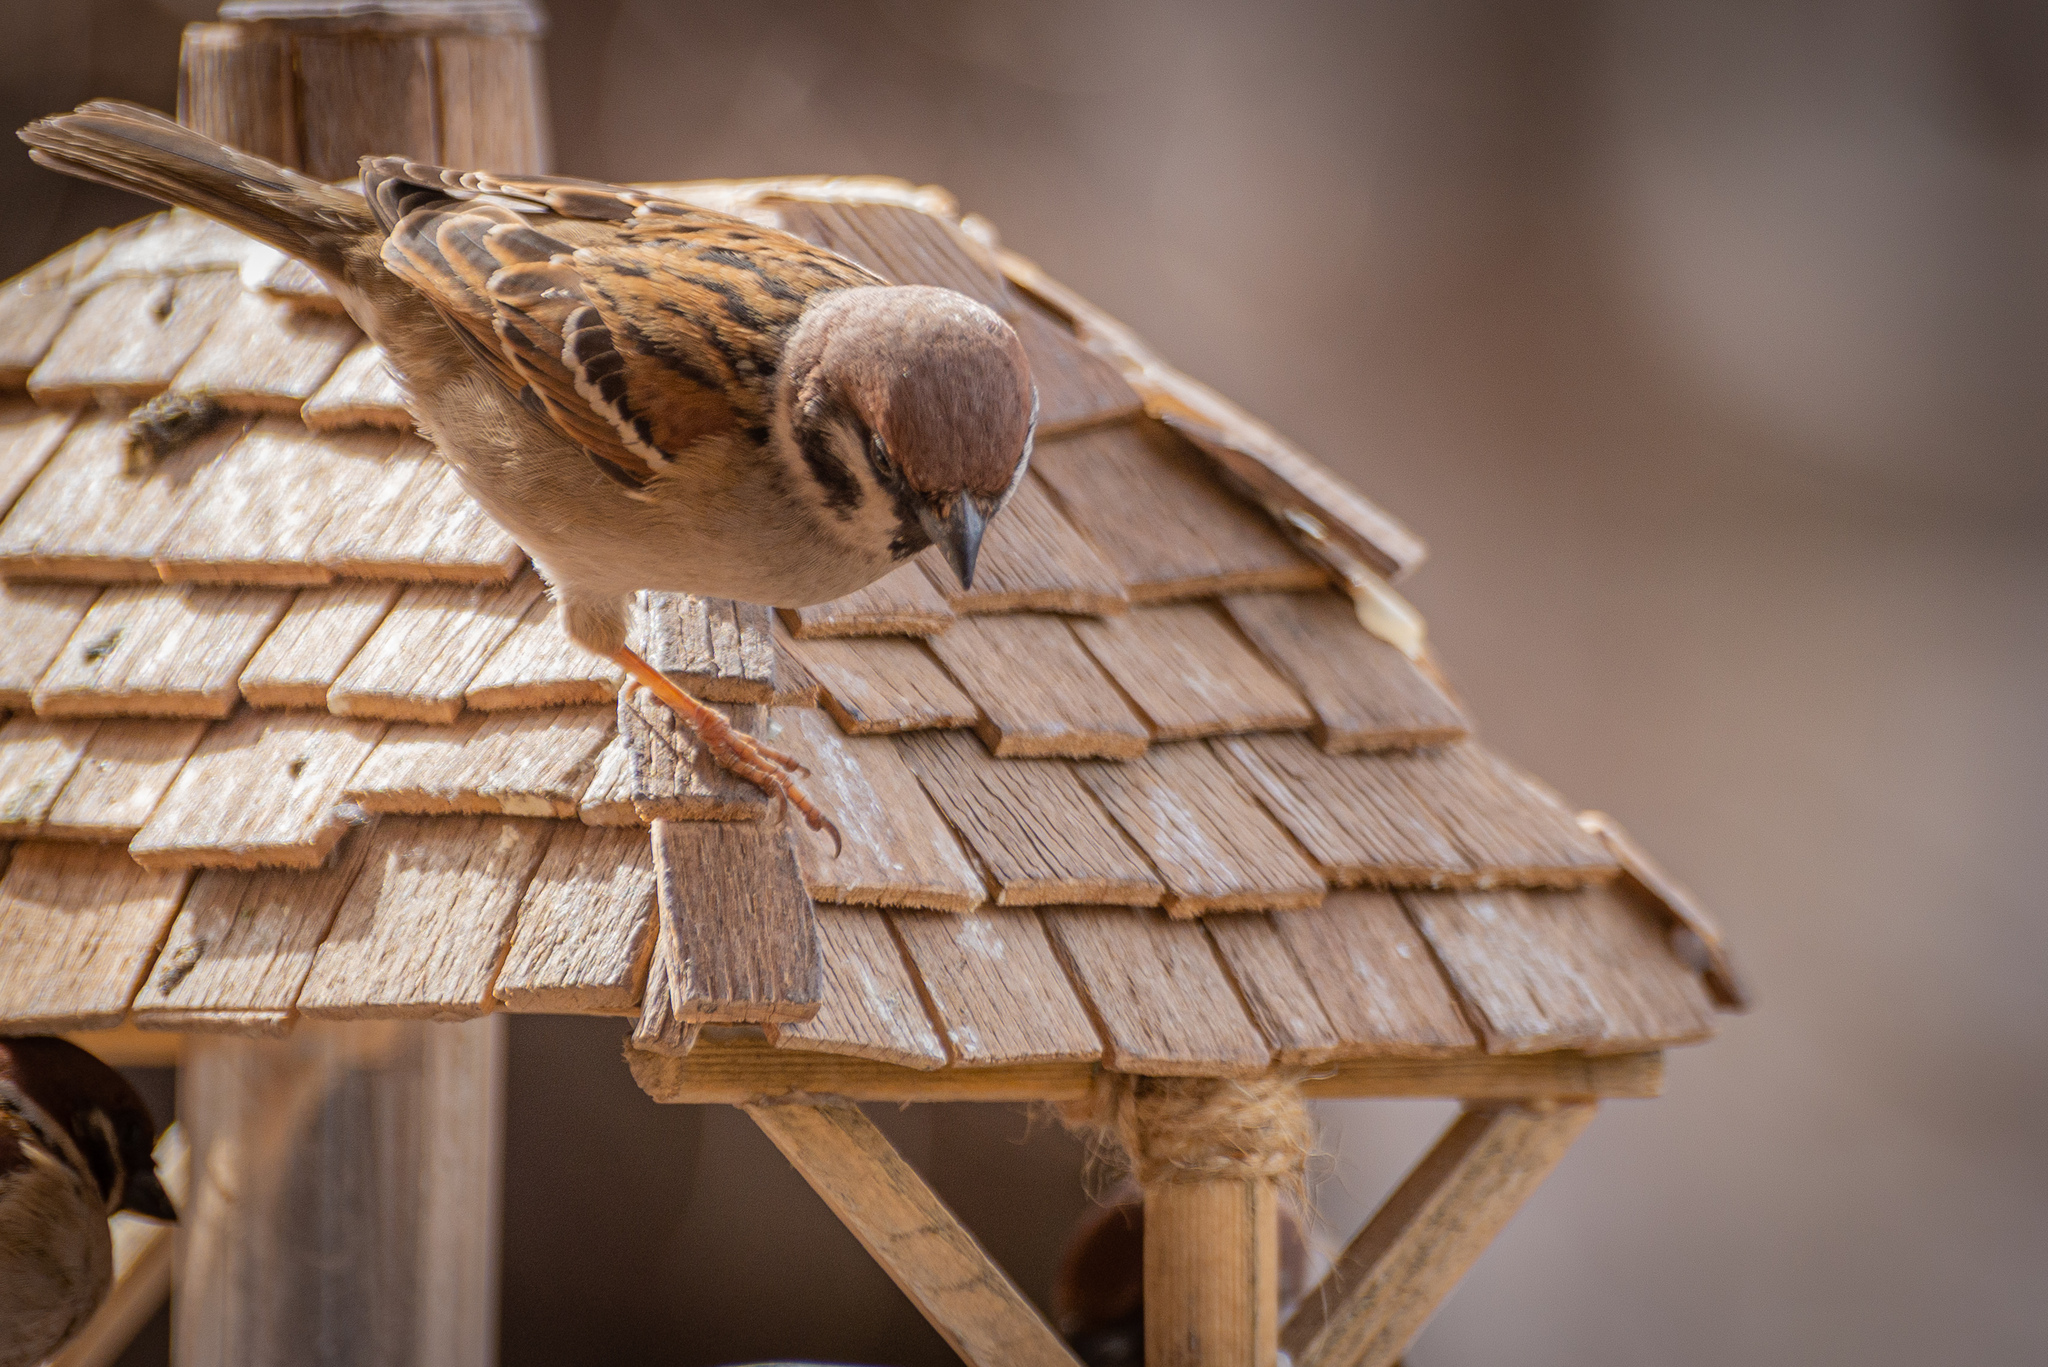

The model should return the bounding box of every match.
[0,1036,176,1367]
[20,103,1039,847]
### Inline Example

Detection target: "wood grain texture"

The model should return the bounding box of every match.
[890,909,1104,1065]
[0,843,192,1030]
[465,592,622,710]
[775,200,1014,311]
[1283,1103,1598,1367]
[781,559,953,638]
[1077,742,1325,914]
[494,823,657,1014]
[153,420,403,584]
[1042,908,1273,1076]
[1031,423,1325,601]
[34,584,293,719]
[896,730,1163,907]
[238,581,401,708]
[644,592,776,702]
[27,270,244,404]
[629,946,701,1058]
[293,30,438,180]
[1203,915,1343,1064]
[1578,810,1749,1010]
[773,706,988,911]
[1402,887,1718,1055]
[127,710,385,870]
[0,411,251,581]
[0,715,101,837]
[0,236,103,387]
[344,704,612,817]
[68,210,252,283]
[1223,592,1470,752]
[327,569,546,721]
[296,815,555,1019]
[249,251,341,314]
[769,906,948,1068]
[781,632,978,735]
[574,732,639,826]
[128,832,376,1024]
[619,689,770,821]
[1270,892,1479,1058]
[1388,744,1616,887]
[313,438,524,582]
[1073,602,1313,741]
[1146,1178,1280,1367]
[0,400,76,519]
[300,341,413,430]
[41,719,210,842]
[433,32,549,173]
[1216,733,1474,887]
[652,817,821,1023]
[177,21,294,166]
[770,619,822,707]
[0,582,100,708]
[744,1101,1084,1367]
[927,613,1150,760]
[1009,302,1144,437]
[167,289,357,411]
[921,477,1127,616]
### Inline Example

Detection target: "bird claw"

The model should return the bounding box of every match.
[696,713,842,857]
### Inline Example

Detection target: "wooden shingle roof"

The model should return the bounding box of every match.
[0,183,1741,1076]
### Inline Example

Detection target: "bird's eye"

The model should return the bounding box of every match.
[869,433,895,477]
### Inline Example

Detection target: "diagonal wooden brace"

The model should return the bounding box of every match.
[745,1099,1083,1367]
[1282,1100,1598,1367]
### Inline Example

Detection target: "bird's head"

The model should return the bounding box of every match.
[0,1036,175,1221]
[784,284,1036,589]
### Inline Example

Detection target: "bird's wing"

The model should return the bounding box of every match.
[364,160,881,490]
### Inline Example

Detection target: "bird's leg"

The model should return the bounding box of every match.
[607,646,842,856]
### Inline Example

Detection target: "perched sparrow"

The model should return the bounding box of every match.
[0,1036,175,1367]
[21,103,1038,845]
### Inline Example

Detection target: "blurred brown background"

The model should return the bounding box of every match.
[7,0,2045,1362]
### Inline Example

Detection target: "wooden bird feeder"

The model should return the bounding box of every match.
[0,4,1745,1365]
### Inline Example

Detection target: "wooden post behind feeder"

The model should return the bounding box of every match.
[0,2,1748,1364]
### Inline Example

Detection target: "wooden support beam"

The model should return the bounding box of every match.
[1145,1178,1280,1367]
[629,1039,1662,1105]
[745,1100,1082,1367]
[1281,1101,1598,1367]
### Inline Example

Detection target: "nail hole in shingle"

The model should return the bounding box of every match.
[287,757,308,780]
[80,629,121,663]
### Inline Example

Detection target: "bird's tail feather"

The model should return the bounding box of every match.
[18,101,375,277]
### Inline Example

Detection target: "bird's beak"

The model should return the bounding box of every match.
[120,1165,177,1223]
[919,495,988,590]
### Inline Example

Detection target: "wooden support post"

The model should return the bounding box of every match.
[745,1099,1082,1367]
[1281,1101,1598,1367]
[1144,1178,1281,1367]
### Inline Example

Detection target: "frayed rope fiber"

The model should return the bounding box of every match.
[1060,1073,1312,1187]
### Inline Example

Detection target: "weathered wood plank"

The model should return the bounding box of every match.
[0,715,101,837]
[1215,734,1473,887]
[327,569,546,721]
[0,235,107,387]
[781,632,978,735]
[1146,1177,1281,1367]
[166,289,357,411]
[1077,743,1325,914]
[1073,602,1313,741]
[178,20,294,163]
[41,719,210,842]
[1031,424,1325,600]
[619,690,769,821]
[773,706,988,911]
[574,732,639,826]
[128,710,385,871]
[1389,744,1616,887]
[434,31,548,172]
[0,844,192,1030]
[928,613,1150,760]
[775,200,1014,311]
[1203,915,1344,1065]
[1402,887,1718,1054]
[627,945,700,1058]
[769,907,948,1068]
[27,270,244,405]
[922,476,1127,616]
[1223,592,1469,752]
[651,817,821,1023]
[238,581,401,709]
[0,400,77,518]
[643,592,776,702]
[1577,810,1750,1009]
[129,831,376,1025]
[780,559,953,638]
[745,1101,1084,1367]
[0,582,100,708]
[69,211,253,284]
[896,731,1163,907]
[34,584,293,719]
[344,704,612,818]
[890,909,1104,1066]
[1282,1103,1599,1367]
[464,592,622,710]
[1042,908,1273,1076]
[1269,893,1479,1057]
[300,341,412,430]
[313,437,523,582]
[494,823,657,1015]
[296,815,555,1019]
[293,30,438,180]
[1008,302,1144,437]
[0,411,251,581]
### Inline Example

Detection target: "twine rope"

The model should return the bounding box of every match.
[1061,1073,1311,1187]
